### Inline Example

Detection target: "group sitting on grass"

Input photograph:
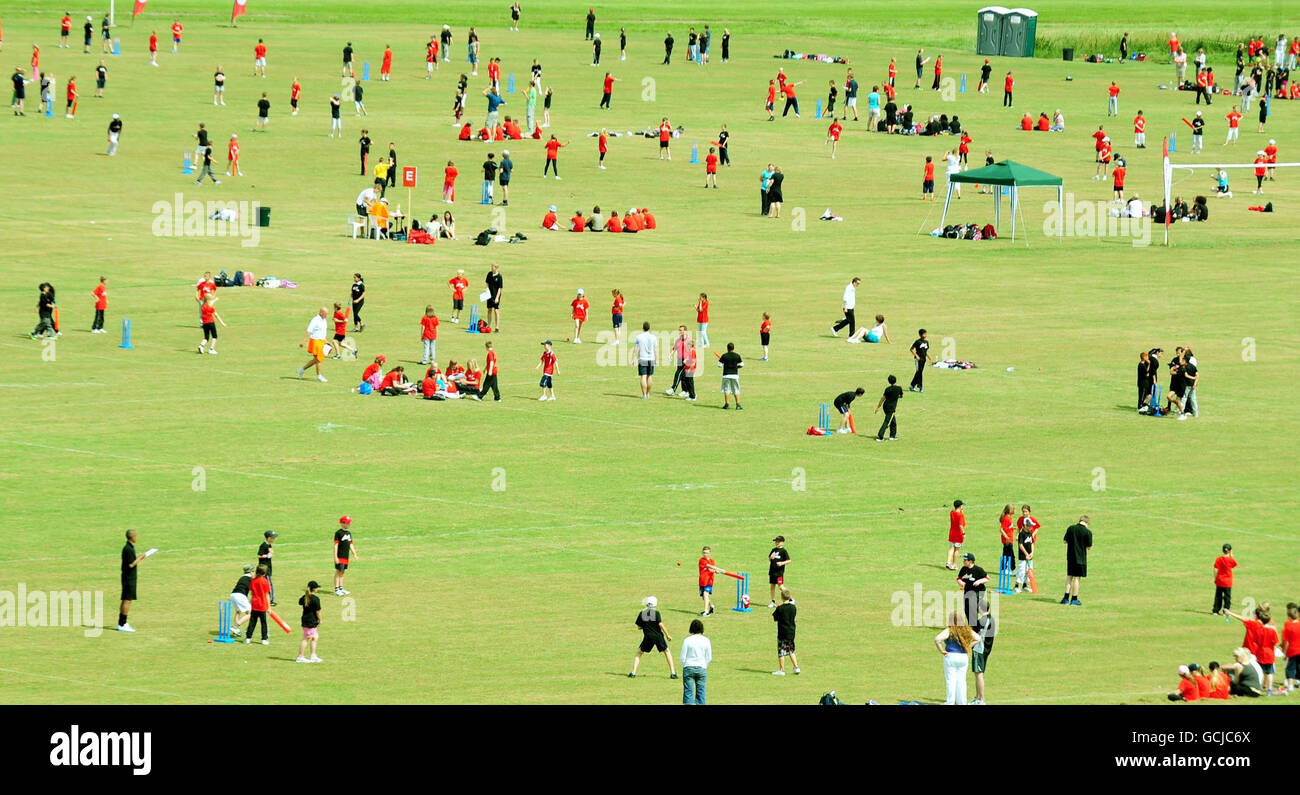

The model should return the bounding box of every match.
[542,204,657,232]
[357,355,485,398]
[459,116,537,142]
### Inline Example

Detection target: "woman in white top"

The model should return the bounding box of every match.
[945,150,961,198]
[847,313,891,344]
[680,619,712,705]
[1050,109,1065,132]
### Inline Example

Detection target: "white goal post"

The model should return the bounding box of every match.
[1162,136,1300,246]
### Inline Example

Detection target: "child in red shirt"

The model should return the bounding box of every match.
[698,546,723,616]
[1112,162,1126,200]
[922,156,935,201]
[1169,665,1200,701]
[570,289,589,342]
[91,276,108,333]
[759,313,771,360]
[331,302,351,359]
[705,146,719,187]
[946,500,965,569]
[245,565,271,643]
[1212,543,1235,615]
[825,120,842,159]
[447,268,468,323]
[542,206,559,230]
[544,135,566,178]
[361,354,385,391]
[570,211,586,232]
[606,210,623,233]
[443,160,458,202]
[419,305,439,365]
[640,208,655,229]
[535,340,558,400]
[695,293,709,348]
[1283,604,1300,692]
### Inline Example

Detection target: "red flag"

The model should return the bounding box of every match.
[132,0,147,17]
[231,0,248,21]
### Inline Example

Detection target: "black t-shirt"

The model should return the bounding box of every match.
[1017,529,1035,558]
[833,390,857,409]
[773,602,797,640]
[981,64,992,80]
[1169,362,1184,393]
[38,292,55,316]
[688,33,697,46]
[359,135,371,153]
[197,128,210,147]
[232,574,252,596]
[334,529,353,559]
[96,65,107,82]
[486,271,503,298]
[343,46,353,63]
[719,351,742,376]
[108,118,122,134]
[85,21,93,40]
[482,160,498,180]
[1192,117,1204,134]
[1182,361,1198,387]
[910,337,930,361]
[331,99,341,118]
[121,542,137,581]
[635,608,663,638]
[441,30,451,46]
[351,280,365,303]
[718,129,729,148]
[353,84,364,102]
[976,613,997,652]
[214,71,225,86]
[299,594,322,628]
[916,53,924,71]
[665,35,674,49]
[620,32,626,48]
[1064,523,1092,564]
[203,146,213,166]
[258,541,273,574]
[882,384,904,412]
[593,39,601,53]
[768,546,790,578]
[828,85,838,101]
[258,98,270,116]
[389,148,397,167]
[959,565,987,593]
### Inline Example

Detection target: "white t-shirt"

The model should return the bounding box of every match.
[1125,198,1144,218]
[356,187,378,207]
[946,153,960,175]
[633,331,657,362]
[307,315,328,340]
[680,634,712,668]
[842,282,857,310]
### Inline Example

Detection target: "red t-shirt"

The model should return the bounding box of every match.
[542,211,558,228]
[362,362,381,381]
[1113,166,1126,186]
[445,166,459,184]
[420,315,439,340]
[93,285,108,310]
[249,576,271,612]
[1226,112,1241,128]
[1265,144,1278,162]
[1210,671,1231,699]
[62,17,71,33]
[571,298,589,319]
[603,75,614,93]
[934,56,942,74]
[459,125,473,140]
[1213,555,1236,587]
[1134,116,1145,133]
[570,215,585,232]
[948,510,965,543]
[1099,143,1112,161]
[760,318,771,334]
[229,141,240,159]
[485,350,498,375]
[198,280,217,301]
[1197,72,1208,88]
[291,83,301,101]
[959,134,971,154]
[1108,84,1120,97]
[827,122,842,140]
[889,63,897,78]
[333,309,348,336]
[149,34,158,52]
[1092,130,1106,150]
[767,85,777,103]
[66,81,76,101]
[1283,620,1300,658]
[999,515,1014,544]
[448,276,468,299]
[421,377,438,398]
[1255,157,1267,176]
[1036,116,1049,131]
[1004,75,1014,91]
[1258,625,1278,664]
[1193,673,1212,698]
[659,123,672,142]
[200,304,216,324]
[172,23,182,39]
[1177,677,1200,701]
[624,213,641,231]
[1020,116,1033,130]
[696,299,709,323]
[924,161,935,180]
[489,62,500,81]
[545,140,562,159]
[380,369,405,390]
[1168,37,1179,54]
[781,83,797,99]
[607,216,623,232]
[1242,619,1267,661]
[642,211,656,229]
[540,350,556,375]
[255,43,267,59]
[699,557,716,587]
[598,134,608,153]
[778,72,787,87]
[706,153,718,172]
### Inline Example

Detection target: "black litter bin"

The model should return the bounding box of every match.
[1063,47,1074,62]
[258,206,271,227]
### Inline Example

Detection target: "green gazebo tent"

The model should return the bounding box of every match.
[941,159,1063,242]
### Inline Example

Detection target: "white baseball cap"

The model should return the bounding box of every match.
[1269,138,1276,144]
[112,113,120,119]
[576,288,584,295]
[1178,664,1190,675]
[501,149,509,155]
[1258,150,1266,155]
[643,596,657,607]
[1195,111,1202,116]
[548,204,557,212]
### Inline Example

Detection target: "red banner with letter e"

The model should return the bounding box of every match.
[133,0,148,17]
[402,166,418,188]
[231,0,248,22]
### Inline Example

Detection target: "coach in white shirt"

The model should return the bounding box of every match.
[633,321,658,399]
[680,619,713,705]
[831,277,861,337]
[297,307,331,382]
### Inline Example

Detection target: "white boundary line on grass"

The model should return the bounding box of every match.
[0,666,229,704]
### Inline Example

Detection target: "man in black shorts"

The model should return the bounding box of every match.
[1062,515,1092,606]
[485,262,503,331]
[333,515,359,596]
[767,535,791,607]
[663,32,674,65]
[629,595,676,678]
[118,529,149,633]
[874,374,903,441]
[832,387,864,434]
[909,329,933,393]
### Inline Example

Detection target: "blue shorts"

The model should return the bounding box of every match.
[1288,657,1299,680]
[638,362,654,376]
[612,313,623,328]
[699,585,713,595]
[1261,662,1276,675]
[866,331,881,343]
[539,374,553,388]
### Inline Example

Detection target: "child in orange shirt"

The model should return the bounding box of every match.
[759,313,771,360]
[922,156,935,201]
[443,160,458,202]
[90,276,108,333]
[226,134,242,177]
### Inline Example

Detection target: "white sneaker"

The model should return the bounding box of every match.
[317,375,328,382]
[339,588,350,595]
[768,601,777,608]
[538,395,547,400]
[296,367,305,379]
[244,637,251,644]
[1178,413,1188,421]
[261,639,270,645]
[772,670,785,676]
[334,588,343,596]
[837,427,849,434]
[847,338,861,344]
[599,165,606,169]
[198,345,206,353]
[829,326,838,337]
[555,176,562,180]
[309,655,323,663]
[665,389,675,395]
[573,338,581,344]
[793,667,800,674]
[116,623,135,633]
[296,656,310,663]
[547,396,557,401]
[209,349,218,355]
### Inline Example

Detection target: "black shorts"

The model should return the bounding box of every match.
[760,332,771,346]
[539,374,553,388]
[121,578,137,601]
[769,573,784,586]
[202,321,218,338]
[659,139,669,148]
[923,179,934,192]
[486,297,500,309]
[453,298,464,310]
[291,98,298,108]
[1067,560,1087,578]
[639,634,667,653]
[333,333,346,343]
[638,362,654,376]
[1001,543,1014,560]
[335,561,349,572]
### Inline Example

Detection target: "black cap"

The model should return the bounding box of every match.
[773,535,785,543]
[307,580,321,590]
[962,553,975,561]
[264,530,279,538]
[1222,543,1232,552]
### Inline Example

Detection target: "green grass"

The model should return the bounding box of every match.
[1,0,1297,705]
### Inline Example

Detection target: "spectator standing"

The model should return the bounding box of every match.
[1062,516,1092,606]
[680,619,711,704]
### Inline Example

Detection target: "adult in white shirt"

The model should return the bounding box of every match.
[945,150,962,198]
[356,185,378,216]
[633,321,658,398]
[297,306,331,382]
[830,277,861,336]
[680,619,713,705]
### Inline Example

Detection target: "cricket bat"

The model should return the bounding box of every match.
[1181,117,1194,128]
[1028,568,1038,594]
[267,609,292,633]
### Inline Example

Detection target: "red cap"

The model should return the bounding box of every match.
[339,515,352,525]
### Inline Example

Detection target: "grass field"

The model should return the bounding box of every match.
[1,0,1298,705]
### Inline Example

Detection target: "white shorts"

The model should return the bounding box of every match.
[255,57,266,67]
[846,96,858,107]
[229,593,251,612]
[721,376,740,394]
[214,85,225,93]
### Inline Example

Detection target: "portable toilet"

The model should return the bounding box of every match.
[976,7,1009,56]
[1001,8,1038,57]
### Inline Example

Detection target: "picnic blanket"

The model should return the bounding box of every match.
[932,360,977,370]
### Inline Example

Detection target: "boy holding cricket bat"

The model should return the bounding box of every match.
[698,546,724,616]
